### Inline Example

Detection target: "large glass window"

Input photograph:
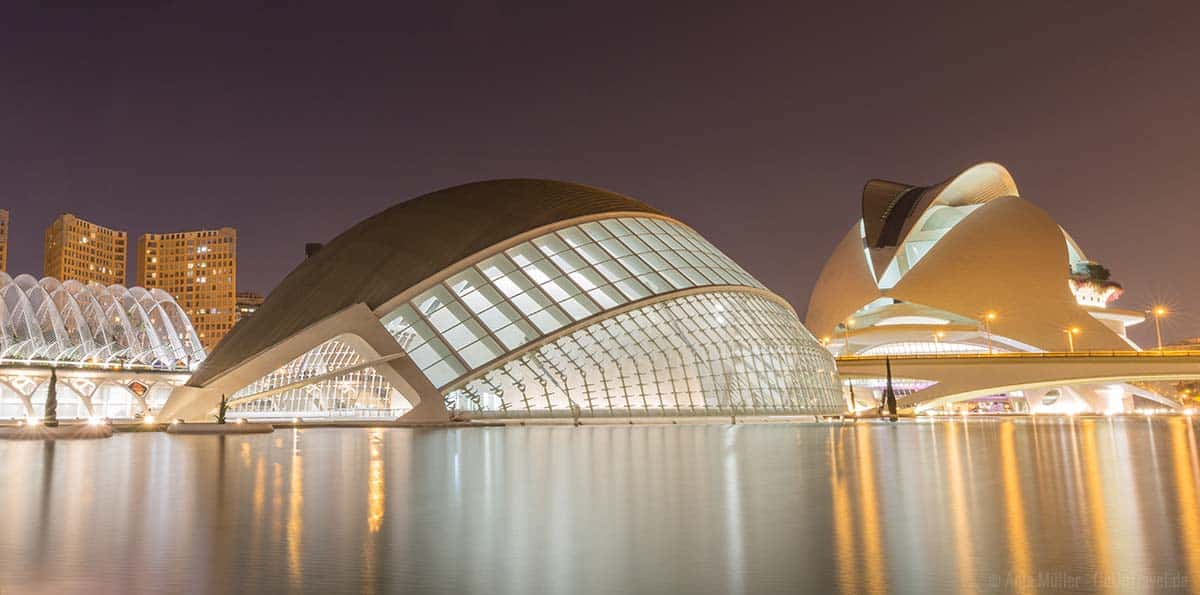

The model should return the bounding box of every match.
[229,336,408,418]
[444,291,843,417]
[380,216,764,389]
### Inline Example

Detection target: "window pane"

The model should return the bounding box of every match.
[477,254,518,280]
[443,319,485,350]
[461,283,503,314]
[460,337,503,368]
[533,235,570,256]
[560,295,601,320]
[549,250,587,273]
[580,221,612,241]
[577,244,609,265]
[415,286,453,316]
[529,306,570,333]
[446,268,487,297]
[506,243,543,267]
[427,300,469,332]
[496,320,537,350]
[477,304,517,331]
[567,267,606,291]
[557,227,591,248]
[425,358,466,388]
[594,260,630,283]
[615,278,651,301]
[588,286,627,309]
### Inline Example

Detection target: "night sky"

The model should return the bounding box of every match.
[3,3,1198,346]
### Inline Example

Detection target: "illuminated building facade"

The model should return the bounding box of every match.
[162,179,842,421]
[236,291,264,322]
[136,228,237,350]
[807,162,1167,413]
[0,273,204,419]
[43,214,127,286]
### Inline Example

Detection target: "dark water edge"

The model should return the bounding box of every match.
[1,418,1198,594]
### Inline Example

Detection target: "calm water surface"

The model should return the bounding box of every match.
[1,418,1199,594]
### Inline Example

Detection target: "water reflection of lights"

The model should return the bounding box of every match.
[288,430,304,588]
[854,426,885,593]
[368,429,385,533]
[1170,420,1200,588]
[999,422,1032,595]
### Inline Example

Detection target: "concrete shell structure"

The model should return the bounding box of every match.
[163,179,843,421]
[0,273,203,419]
[0,273,204,367]
[807,162,1162,412]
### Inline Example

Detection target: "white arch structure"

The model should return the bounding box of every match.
[0,273,204,368]
[0,274,204,419]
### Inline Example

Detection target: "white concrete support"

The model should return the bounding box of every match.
[160,303,447,422]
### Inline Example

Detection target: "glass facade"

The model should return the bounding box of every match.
[445,291,842,416]
[229,336,406,418]
[225,215,842,419]
[380,216,762,390]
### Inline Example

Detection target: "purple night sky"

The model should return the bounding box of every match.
[2,3,1198,346]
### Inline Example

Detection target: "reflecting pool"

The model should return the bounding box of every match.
[1,417,1198,593]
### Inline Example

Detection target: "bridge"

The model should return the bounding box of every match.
[835,350,1200,410]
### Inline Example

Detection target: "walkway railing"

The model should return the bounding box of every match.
[838,350,1200,362]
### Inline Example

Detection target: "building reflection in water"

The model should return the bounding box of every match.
[2,420,1200,593]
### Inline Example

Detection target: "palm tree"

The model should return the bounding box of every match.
[44,367,59,428]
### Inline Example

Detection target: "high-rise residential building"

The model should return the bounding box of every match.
[136,227,237,349]
[0,209,9,272]
[44,213,127,285]
[236,291,264,322]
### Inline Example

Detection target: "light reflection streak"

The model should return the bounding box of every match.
[368,429,385,533]
[999,422,1031,595]
[287,430,304,589]
[944,422,977,594]
[1079,421,1113,594]
[829,427,857,593]
[1170,420,1200,588]
[853,426,885,594]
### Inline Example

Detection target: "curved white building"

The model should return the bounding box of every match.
[163,179,843,421]
[0,273,204,419]
[807,162,1166,412]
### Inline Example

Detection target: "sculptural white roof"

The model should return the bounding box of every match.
[806,162,1142,355]
[0,272,204,369]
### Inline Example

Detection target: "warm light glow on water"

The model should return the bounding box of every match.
[0,420,1198,593]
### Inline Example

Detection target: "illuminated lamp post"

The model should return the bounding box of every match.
[933,330,945,353]
[1064,326,1080,353]
[1151,306,1168,352]
[982,311,997,355]
[842,317,855,356]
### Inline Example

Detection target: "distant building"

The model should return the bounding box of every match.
[44,213,127,285]
[136,228,237,350]
[0,209,8,272]
[236,291,264,322]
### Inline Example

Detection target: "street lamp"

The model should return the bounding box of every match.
[1064,326,1080,353]
[982,311,997,354]
[842,317,855,356]
[1151,306,1168,351]
[933,330,945,353]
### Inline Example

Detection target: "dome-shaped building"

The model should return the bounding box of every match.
[0,273,204,419]
[163,180,843,421]
[807,162,1168,412]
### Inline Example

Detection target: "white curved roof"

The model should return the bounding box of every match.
[806,162,1133,353]
[0,273,204,369]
